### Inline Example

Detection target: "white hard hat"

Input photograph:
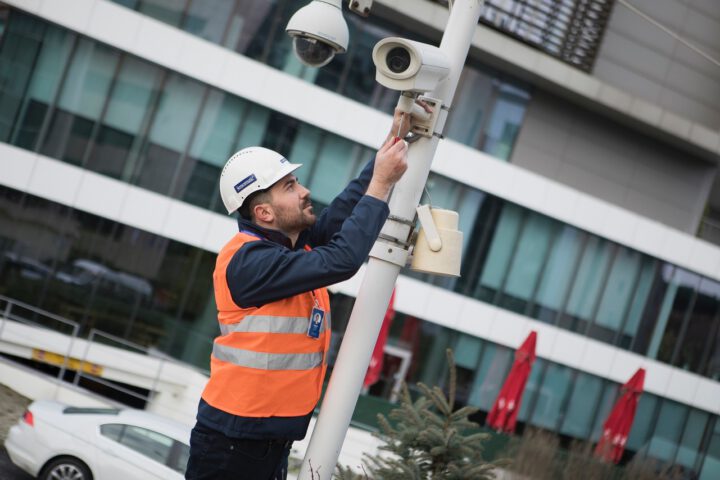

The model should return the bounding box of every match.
[219,147,302,214]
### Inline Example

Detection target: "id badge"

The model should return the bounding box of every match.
[307,307,325,339]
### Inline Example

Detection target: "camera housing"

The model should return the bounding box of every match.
[372,37,450,93]
[286,0,349,68]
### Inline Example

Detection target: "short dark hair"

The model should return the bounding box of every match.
[239,189,272,221]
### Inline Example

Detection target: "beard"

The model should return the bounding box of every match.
[274,201,316,234]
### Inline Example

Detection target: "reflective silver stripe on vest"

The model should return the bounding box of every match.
[212,343,323,371]
[219,313,332,336]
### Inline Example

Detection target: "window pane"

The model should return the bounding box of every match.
[475,203,523,302]
[0,13,40,141]
[182,0,234,44]
[590,247,642,343]
[100,423,124,441]
[119,425,173,464]
[626,393,659,453]
[590,382,619,441]
[560,372,602,438]
[445,67,493,146]
[137,0,186,27]
[86,56,162,180]
[562,237,613,333]
[454,334,481,370]
[482,85,528,160]
[653,269,700,362]
[501,213,554,313]
[619,257,656,349]
[677,279,720,373]
[468,343,513,410]
[134,74,205,194]
[517,358,546,422]
[676,409,708,469]
[699,420,720,480]
[57,40,118,120]
[530,363,572,430]
[9,23,74,149]
[632,263,674,355]
[307,135,356,205]
[168,441,190,473]
[647,399,688,462]
[42,39,119,165]
[532,226,584,324]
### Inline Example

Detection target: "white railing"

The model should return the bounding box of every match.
[0,294,208,407]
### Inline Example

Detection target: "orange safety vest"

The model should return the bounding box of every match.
[201,232,332,417]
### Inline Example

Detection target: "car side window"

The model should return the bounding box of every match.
[167,440,191,473]
[100,423,124,441]
[103,424,174,465]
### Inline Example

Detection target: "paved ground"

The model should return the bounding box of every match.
[0,384,33,479]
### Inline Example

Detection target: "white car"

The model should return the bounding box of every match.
[5,400,191,480]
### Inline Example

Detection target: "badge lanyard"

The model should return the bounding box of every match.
[307,289,325,340]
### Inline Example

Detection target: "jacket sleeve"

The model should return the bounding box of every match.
[226,195,389,308]
[305,159,375,247]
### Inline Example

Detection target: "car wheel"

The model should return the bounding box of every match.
[40,456,92,480]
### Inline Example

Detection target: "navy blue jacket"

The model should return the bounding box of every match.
[197,160,389,440]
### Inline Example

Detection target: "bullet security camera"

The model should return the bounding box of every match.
[286,0,349,68]
[372,37,450,93]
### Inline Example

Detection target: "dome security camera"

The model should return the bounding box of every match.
[286,0,349,68]
[372,37,450,93]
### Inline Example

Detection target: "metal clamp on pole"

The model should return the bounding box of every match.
[369,240,409,267]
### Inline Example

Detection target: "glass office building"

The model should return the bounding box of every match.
[1,1,719,477]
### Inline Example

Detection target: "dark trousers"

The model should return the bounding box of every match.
[185,422,292,480]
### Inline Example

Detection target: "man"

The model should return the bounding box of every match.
[186,109,422,480]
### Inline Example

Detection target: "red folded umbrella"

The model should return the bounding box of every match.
[363,289,396,389]
[486,331,537,433]
[594,368,645,463]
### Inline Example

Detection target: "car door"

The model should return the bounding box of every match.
[96,424,183,480]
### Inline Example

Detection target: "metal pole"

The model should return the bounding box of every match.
[299,2,484,477]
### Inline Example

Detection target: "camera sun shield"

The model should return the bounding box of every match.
[372,37,450,93]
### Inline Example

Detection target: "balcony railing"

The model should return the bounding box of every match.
[433,0,615,72]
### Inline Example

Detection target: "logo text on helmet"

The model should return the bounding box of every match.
[234,174,258,193]
[280,157,288,164]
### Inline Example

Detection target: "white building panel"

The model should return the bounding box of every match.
[456,299,496,339]
[0,143,36,191]
[664,369,701,406]
[162,201,214,250]
[39,0,95,32]
[175,34,229,87]
[608,350,647,385]
[74,170,130,220]
[643,360,674,398]
[424,287,466,330]
[548,329,587,368]
[87,0,141,53]
[202,215,238,253]
[118,186,172,235]
[487,309,529,349]
[579,339,616,378]
[693,379,720,415]
[27,156,83,207]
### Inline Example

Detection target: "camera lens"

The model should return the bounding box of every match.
[293,37,335,67]
[386,47,411,73]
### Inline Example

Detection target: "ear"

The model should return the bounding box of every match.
[253,202,274,224]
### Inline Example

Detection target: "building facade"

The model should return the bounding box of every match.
[0,0,719,477]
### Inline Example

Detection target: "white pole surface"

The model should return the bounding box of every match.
[299,2,485,478]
